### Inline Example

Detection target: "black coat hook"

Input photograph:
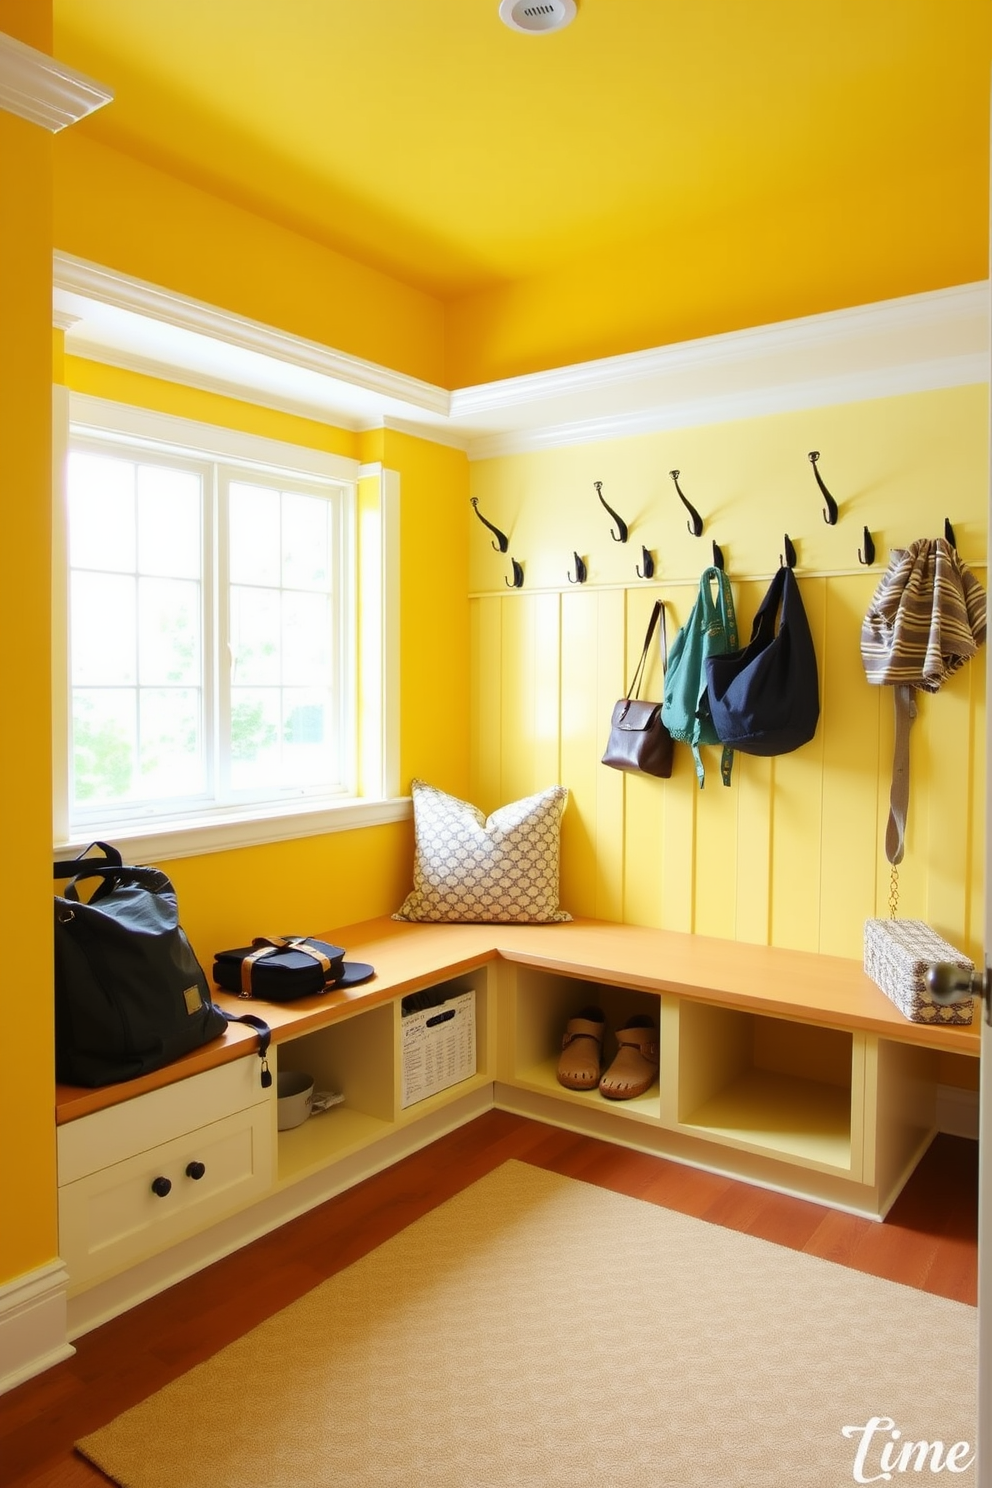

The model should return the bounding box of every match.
[781,533,797,569]
[858,527,876,566]
[568,552,587,584]
[712,540,725,571]
[593,481,629,543]
[669,470,704,537]
[470,497,509,553]
[944,518,957,550]
[505,558,524,588]
[636,545,655,579]
[808,452,839,525]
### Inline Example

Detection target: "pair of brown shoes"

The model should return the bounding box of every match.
[556,1006,659,1100]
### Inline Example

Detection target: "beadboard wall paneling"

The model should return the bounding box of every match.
[468,573,986,962]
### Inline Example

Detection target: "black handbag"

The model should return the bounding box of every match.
[54,844,272,1090]
[704,565,819,756]
[601,600,675,778]
[213,936,374,1001]
[53,845,225,1087]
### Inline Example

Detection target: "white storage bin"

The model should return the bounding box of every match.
[401,989,476,1109]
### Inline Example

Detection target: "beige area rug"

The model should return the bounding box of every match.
[78,1160,977,1488]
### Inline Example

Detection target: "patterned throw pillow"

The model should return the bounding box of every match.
[393,780,572,924]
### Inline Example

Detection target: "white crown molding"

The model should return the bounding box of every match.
[0,31,111,132]
[53,254,989,460]
[452,282,989,417]
[455,281,990,458]
[54,253,450,418]
[464,350,991,460]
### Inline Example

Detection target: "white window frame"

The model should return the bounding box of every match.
[53,391,404,861]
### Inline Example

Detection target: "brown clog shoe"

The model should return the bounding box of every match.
[599,1015,659,1100]
[556,1006,606,1090]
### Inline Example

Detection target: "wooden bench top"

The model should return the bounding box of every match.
[55,916,981,1124]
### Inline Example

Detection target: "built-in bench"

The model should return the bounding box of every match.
[55,916,980,1338]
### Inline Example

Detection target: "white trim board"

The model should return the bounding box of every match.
[0,31,111,132]
[53,255,990,460]
[0,1260,74,1395]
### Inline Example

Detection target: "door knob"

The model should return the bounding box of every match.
[925,963,991,1025]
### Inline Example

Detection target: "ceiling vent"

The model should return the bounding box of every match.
[498,0,577,35]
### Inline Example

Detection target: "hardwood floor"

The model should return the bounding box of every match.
[0,1114,979,1488]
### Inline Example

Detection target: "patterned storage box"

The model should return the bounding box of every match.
[864,918,975,1024]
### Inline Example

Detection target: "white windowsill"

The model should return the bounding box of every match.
[55,796,412,866]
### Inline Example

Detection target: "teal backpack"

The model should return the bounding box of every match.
[661,567,739,787]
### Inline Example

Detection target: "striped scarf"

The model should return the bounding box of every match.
[861,537,986,692]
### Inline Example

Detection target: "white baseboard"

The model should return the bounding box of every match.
[0,1259,75,1395]
[935,1083,980,1140]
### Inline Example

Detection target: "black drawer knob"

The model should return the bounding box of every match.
[185,1161,206,1181]
[150,1176,172,1198]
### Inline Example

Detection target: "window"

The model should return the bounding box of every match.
[54,395,400,858]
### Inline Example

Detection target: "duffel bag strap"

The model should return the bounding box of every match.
[216,1009,272,1088]
[54,840,123,883]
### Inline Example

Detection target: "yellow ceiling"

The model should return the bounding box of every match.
[53,0,992,314]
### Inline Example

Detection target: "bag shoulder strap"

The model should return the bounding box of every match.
[625,601,664,700]
[215,1008,273,1088]
[885,684,917,867]
[54,841,123,881]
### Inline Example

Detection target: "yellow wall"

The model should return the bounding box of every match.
[54,133,448,388]
[0,17,58,1283]
[468,385,988,964]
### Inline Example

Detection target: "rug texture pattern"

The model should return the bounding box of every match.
[77,1160,977,1487]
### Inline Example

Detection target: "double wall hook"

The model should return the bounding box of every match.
[470,497,509,552]
[669,470,704,537]
[712,540,725,571]
[780,533,797,569]
[944,518,957,550]
[858,527,876,566]
[593,481,629,543]
[568,552,588,584]
[471,498,523,587]
[808,452,839,526]
[636,546,655,579]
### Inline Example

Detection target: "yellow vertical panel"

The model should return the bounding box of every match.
[620,588,672,928]
[499,593,561,805]
[922,660,982,952]
[769,578,827,952]
[967,653,986,962]
[692,760,740,939]
[560,588,624,920]
[653,589,698,933]
[734,753,773,944]
[818,574,884,958]
[469,597,503,809]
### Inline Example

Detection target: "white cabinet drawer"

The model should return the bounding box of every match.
[59,1102,273,1289]
[58,1056,268,1185]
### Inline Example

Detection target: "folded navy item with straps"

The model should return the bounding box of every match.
[213,936,375,1001]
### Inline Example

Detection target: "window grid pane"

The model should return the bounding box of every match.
[65,430,352,828]
[226,479,339,796]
